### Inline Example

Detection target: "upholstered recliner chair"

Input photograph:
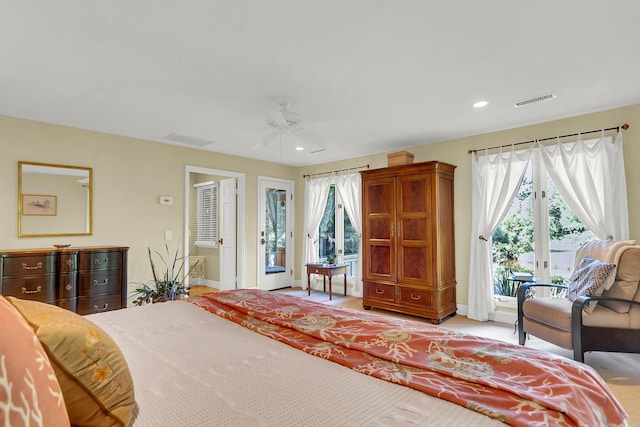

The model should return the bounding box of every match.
[517,240,640,362]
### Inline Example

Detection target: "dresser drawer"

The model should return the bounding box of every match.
[2,254,57,277]
[398,287,434,310]
[58,272,78,300]
[363,282,395,303]
[76,293,122,315]
[79,250,123,272]
[58,252,77,273]
[1,275,56,303]
[78,269,122,297]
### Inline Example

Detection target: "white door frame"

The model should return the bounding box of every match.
[184,165,246,288]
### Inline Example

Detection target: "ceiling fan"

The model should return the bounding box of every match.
[253,102,326,152]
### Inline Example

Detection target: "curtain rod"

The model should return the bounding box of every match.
[467,123,629,155]
[303,164,369,179]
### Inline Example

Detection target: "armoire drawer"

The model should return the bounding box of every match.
[398,287,434,310]
[78,270,123,297]
[76,293,123,315]
[1,275,56,303]
[2,254,57,277]
[364,282,395,303]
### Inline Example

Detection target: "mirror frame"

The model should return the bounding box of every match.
[18,161,93,238]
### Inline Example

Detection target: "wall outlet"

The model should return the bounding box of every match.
[160,196,173,205]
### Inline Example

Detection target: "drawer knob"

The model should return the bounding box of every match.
[94,258,110,265]
[375,288,384,295]
[410,294,422,301]
[21,285,42,294]
[22,262,43,271]
[93,278,109,286]
[93,303,109,313]
[65,284,73,291]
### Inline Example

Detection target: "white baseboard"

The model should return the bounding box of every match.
[456,304,516,325]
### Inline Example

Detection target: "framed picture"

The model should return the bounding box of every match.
[22,194,57,216]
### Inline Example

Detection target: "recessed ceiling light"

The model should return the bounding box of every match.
[473,100,489,108]
[295,146,304,151]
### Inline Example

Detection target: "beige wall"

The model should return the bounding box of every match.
[0,115,297,297]
[297,104,640,306]
[2,104,638,308]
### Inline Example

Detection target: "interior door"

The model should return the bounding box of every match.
[258,177,293,290]
[218,177,237,290]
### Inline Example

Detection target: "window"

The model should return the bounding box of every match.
[318,185,360,276]
[194,181,218,248]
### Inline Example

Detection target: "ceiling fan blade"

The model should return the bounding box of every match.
[253,129,283,149]
[294,129,326,148]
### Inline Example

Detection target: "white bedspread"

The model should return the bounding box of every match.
[86,300,501,426]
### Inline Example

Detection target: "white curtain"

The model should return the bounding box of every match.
[468,147,532,321]
[302,177,331,289]
[335,173,362,293]
[537,131,629,240]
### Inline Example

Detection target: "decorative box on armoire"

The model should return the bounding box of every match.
[0,246,128,315]
[361,161,456,324]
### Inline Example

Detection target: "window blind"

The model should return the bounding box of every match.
[194,181,217,248]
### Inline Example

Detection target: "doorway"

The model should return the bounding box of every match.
[258,177,294,290]
[184,166,245,290]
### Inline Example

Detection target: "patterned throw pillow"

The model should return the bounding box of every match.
[7,297,138,427]
[566,256,616,313]
[0,296,70,426]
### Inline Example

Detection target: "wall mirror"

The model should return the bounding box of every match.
[18,161,93,237]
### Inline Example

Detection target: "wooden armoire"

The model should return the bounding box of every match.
[361,161,456,323]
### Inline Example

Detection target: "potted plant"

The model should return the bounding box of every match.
[130,245,199,306]
[326,252,336,265]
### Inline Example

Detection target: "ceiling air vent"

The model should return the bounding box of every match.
[513,92,557,108]
[163,133,215,147]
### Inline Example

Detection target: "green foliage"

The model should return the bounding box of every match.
[492,172,592,296]
[130,245,198,306]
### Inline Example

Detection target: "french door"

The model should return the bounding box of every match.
[493,155,595,298]
[258,177,293,290]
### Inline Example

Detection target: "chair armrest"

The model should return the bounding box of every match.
[571,295,640,361]
[516,282,567,305]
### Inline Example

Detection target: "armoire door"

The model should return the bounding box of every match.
[363,176,396,283]
[396,172,433,286]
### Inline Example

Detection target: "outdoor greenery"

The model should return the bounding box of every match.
[492,175,591,295]
[319,185,360,259]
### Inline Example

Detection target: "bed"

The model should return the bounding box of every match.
[1,289,628,426]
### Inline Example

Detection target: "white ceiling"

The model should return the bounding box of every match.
[2,1,639,167]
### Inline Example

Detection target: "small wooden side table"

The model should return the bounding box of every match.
[305,263,348,300]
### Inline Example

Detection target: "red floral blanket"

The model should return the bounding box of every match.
[190,289,626,427]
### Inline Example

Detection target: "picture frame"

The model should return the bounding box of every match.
[22,194,57,216]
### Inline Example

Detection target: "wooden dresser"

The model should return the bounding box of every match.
[0,246,128,315]
[361,161,456,323]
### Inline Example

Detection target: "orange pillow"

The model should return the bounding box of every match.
[0,295,69,426]
[7,297,138,426]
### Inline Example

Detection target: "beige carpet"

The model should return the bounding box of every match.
[276,287,640,427]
